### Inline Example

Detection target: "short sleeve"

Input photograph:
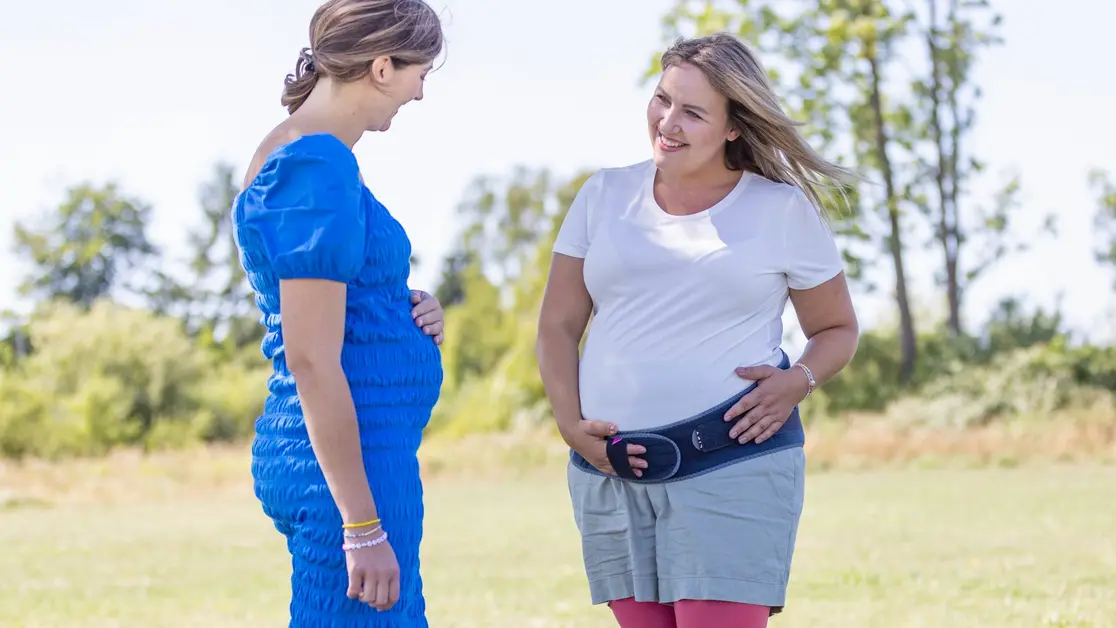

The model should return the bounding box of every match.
[241,135,366,283]
[552,170,604,259]
[781,187,844,290]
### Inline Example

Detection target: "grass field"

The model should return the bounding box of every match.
[2,447,1115,627]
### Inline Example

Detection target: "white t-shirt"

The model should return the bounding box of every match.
[552,159,844,432]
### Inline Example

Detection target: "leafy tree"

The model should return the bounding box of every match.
[1090,169,1116,285]
[148,162,261,350]
[430,168,593,430]
[13,182,158,308]
[913,0,1036,335]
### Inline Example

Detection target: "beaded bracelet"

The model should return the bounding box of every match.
[344,525,383,539]
[793,362,816,397]
[343,530,388,552]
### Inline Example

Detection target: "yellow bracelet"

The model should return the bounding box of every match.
[342,518,381,529]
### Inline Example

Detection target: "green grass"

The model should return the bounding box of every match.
[2,464,1115,627]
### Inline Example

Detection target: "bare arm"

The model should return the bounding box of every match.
[280,278,376,525]
[728,271,859,444]
[790,271,859,389]
[536,253,594,445]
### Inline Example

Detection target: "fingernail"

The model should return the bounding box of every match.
[416,317,424,325]
[609,424,618,434]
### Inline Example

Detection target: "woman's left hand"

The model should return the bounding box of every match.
[410,290,444,345]
[724,364,810,444]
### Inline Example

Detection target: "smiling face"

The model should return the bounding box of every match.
[646,62,740,176]
[364,57,432,132]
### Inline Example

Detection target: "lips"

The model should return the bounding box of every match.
[658,133,686,148]
[657,132,688,151]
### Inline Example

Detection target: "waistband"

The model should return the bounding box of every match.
[569,351,805,484]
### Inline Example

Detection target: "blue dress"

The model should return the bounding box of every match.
[231,133,444,627]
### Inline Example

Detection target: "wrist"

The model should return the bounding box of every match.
[558,425,581,448]
[338,501,379,527]
[341,515,381,530]
[555,416,583,446]
[792,362,816,399]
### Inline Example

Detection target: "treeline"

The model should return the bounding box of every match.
[2,0,1116,460]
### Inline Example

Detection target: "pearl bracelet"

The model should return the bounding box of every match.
[342,531,388,552]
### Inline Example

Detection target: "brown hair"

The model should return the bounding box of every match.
[281,0,444,114]
[660,33,857,212]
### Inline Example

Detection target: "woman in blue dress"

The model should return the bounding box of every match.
[230,1,446,625]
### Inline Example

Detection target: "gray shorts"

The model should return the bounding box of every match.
[566,446,806,611]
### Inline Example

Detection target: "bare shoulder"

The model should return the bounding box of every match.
[240,124,306,191]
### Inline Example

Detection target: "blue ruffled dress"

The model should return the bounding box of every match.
[231,133,443,627]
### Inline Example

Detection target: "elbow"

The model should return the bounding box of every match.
[286,347,341,380]
[536,319,580,362]
[807,319,860,366]
[535,324,557,362]
[835,321,860,365]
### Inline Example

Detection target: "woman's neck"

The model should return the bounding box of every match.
[291,78,375,148]
[656,160,742,193]
[653,163,745,216]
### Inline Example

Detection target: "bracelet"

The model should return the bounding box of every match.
[793,362,816,397]
[344,525,383,539]
[343,531,388,552]
[341,518,380,530]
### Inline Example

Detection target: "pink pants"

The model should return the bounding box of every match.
[609,597,770,628]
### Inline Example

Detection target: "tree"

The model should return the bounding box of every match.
[13,182,158,308]
[149,162,260,349]
[914,0,1025,335]
[654,0,921,384]
[1091,169,1116,285]
[429,167,596,433]
[432,168,592,390]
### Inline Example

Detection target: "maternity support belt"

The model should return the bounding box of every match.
[569,353,805,484]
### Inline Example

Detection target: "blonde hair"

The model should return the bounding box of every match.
[660,33,857,212]
[281,0,444,114]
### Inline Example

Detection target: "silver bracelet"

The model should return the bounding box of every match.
[343,525,383,539]
[342,531,388,552]
[793,362,816,396]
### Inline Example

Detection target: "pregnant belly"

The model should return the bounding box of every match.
[578,354,750,432]
[344,330,444,408]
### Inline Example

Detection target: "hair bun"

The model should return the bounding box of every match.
[297,47,316,75]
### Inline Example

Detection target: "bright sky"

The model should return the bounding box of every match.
[1,0,1114,343]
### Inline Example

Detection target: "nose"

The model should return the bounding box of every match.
[659,107,682,133]
[413,84,424,102]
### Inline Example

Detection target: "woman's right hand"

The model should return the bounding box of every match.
[567,420,648,478]
[345,539,401,611]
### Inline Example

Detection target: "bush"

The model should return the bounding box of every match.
[0,300,267,459]
[884,342,1116,428]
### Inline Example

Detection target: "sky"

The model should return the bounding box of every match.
[1,0,1114,344]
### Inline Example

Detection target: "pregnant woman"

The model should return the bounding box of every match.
[537,33,860,627]
[231,1,446,625]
